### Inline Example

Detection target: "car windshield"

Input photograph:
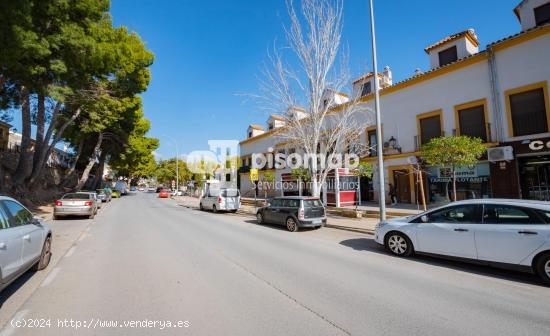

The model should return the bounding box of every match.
[304,199,323,207]
[62,193,90,200]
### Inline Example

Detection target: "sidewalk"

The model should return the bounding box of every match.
[173,195,378,234]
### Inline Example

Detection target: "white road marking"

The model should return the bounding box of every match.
[78,233,87,242]
[65,246,77,258]
[40,267,61,287]
[0,309,29,336]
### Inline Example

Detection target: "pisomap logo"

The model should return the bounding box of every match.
[251,147,360,170]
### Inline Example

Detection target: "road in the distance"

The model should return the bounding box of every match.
[2,192,549,336]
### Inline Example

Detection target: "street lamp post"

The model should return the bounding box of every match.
[368,0,387,221]
[163,135,179,191]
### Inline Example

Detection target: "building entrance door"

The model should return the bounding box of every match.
[519,156,550,201]
[393,169,411,203]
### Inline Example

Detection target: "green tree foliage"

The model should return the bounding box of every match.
[421,136,486,202]
[155,159,193,187]
[0,0,156,193]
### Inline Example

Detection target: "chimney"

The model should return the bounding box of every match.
[382,66,393,87]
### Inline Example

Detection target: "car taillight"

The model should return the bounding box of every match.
[55,200,62,206]
[298,208,305,220]
[85,201,93,206]
[218,196,222,204]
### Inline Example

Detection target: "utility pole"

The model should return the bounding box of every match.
[369,0,387,221]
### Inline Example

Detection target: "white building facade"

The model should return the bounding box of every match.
[239,0,550,205]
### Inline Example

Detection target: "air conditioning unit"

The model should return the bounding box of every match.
[487,146,514,162]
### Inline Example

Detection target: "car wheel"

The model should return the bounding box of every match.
[53,215,59,220]
[535,252,550,285]
[89,212,95,219]
[257,212,264,224]
[230,210,238,213]
[212,205,218,213]
[32,236,52,271]
[385,232,414,257]
[286,217,299,232]
[199,203,204,211]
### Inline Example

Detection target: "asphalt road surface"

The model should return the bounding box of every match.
[1,192,549,336]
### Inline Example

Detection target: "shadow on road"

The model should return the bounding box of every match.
[0,270,37,309]
[243,219,320,232]
[340,237,548,288]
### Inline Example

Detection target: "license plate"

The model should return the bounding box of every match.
[313,219,321,224]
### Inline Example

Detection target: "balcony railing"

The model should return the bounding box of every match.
[414,130,445,151]
[452,123,493,143]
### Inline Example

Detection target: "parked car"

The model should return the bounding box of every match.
[159,189,170,198]
[138,186,146,192]
[54,192,98,220]
[200,188,240,213]
[130,186,137,192]
[96,189,112,203]
[375,199,550,285]
[147,186,156,193]
[0,196,52,292]
[256,196,326,232]
[114,181,128,195]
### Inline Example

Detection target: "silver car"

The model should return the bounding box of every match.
[54,192,98,220]
[0,196,52,292]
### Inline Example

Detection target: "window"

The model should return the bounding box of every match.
[63,193,91,200]
[367,128,377,156]
[0,206,9,229]
[268,123,274,130]
[361,81,372,96]
[270,199,283,207]
[507,84,549,137]
[535,2,550,26]
[282,199,299,207]
[248,131,253,138]
[483,204,543,224]
[2,200,33,226]
[225,173,231,182]
[304,199,323,208]
[425,205,480,224]
[456,102,487,141]
[418,112,442,145]
[438,46,458,67]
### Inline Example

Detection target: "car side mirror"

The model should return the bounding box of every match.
[420,215,428,223]
[32,216,43,225]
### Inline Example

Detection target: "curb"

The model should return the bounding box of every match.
[176,202,374,235]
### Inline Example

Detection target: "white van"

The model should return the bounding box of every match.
[200,188,241,213]
[114,181,128,195]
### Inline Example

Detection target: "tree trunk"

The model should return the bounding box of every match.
[93,151,107,190]
[12,87,33,188]
[29,106,80,187]
[76,133,103,190]
[452,166,457,202]
[61,140,84,187]
[33,94,45,169]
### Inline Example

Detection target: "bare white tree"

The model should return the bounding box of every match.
[256,0,375,198]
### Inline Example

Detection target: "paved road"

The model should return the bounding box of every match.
[1,193,550,336]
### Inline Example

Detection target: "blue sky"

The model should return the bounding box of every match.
[50,1,528,158]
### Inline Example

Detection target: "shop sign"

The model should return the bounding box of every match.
[528,140,550,151]
[437,166,478,178]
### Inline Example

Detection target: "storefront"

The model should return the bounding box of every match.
[426,163,492,203]
[491,137,550,201]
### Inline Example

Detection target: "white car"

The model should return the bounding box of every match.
[0,196,52,291]
[375,199,550,285]
[199,188,240,213]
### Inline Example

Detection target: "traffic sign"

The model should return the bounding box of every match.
[250,168,259,182]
